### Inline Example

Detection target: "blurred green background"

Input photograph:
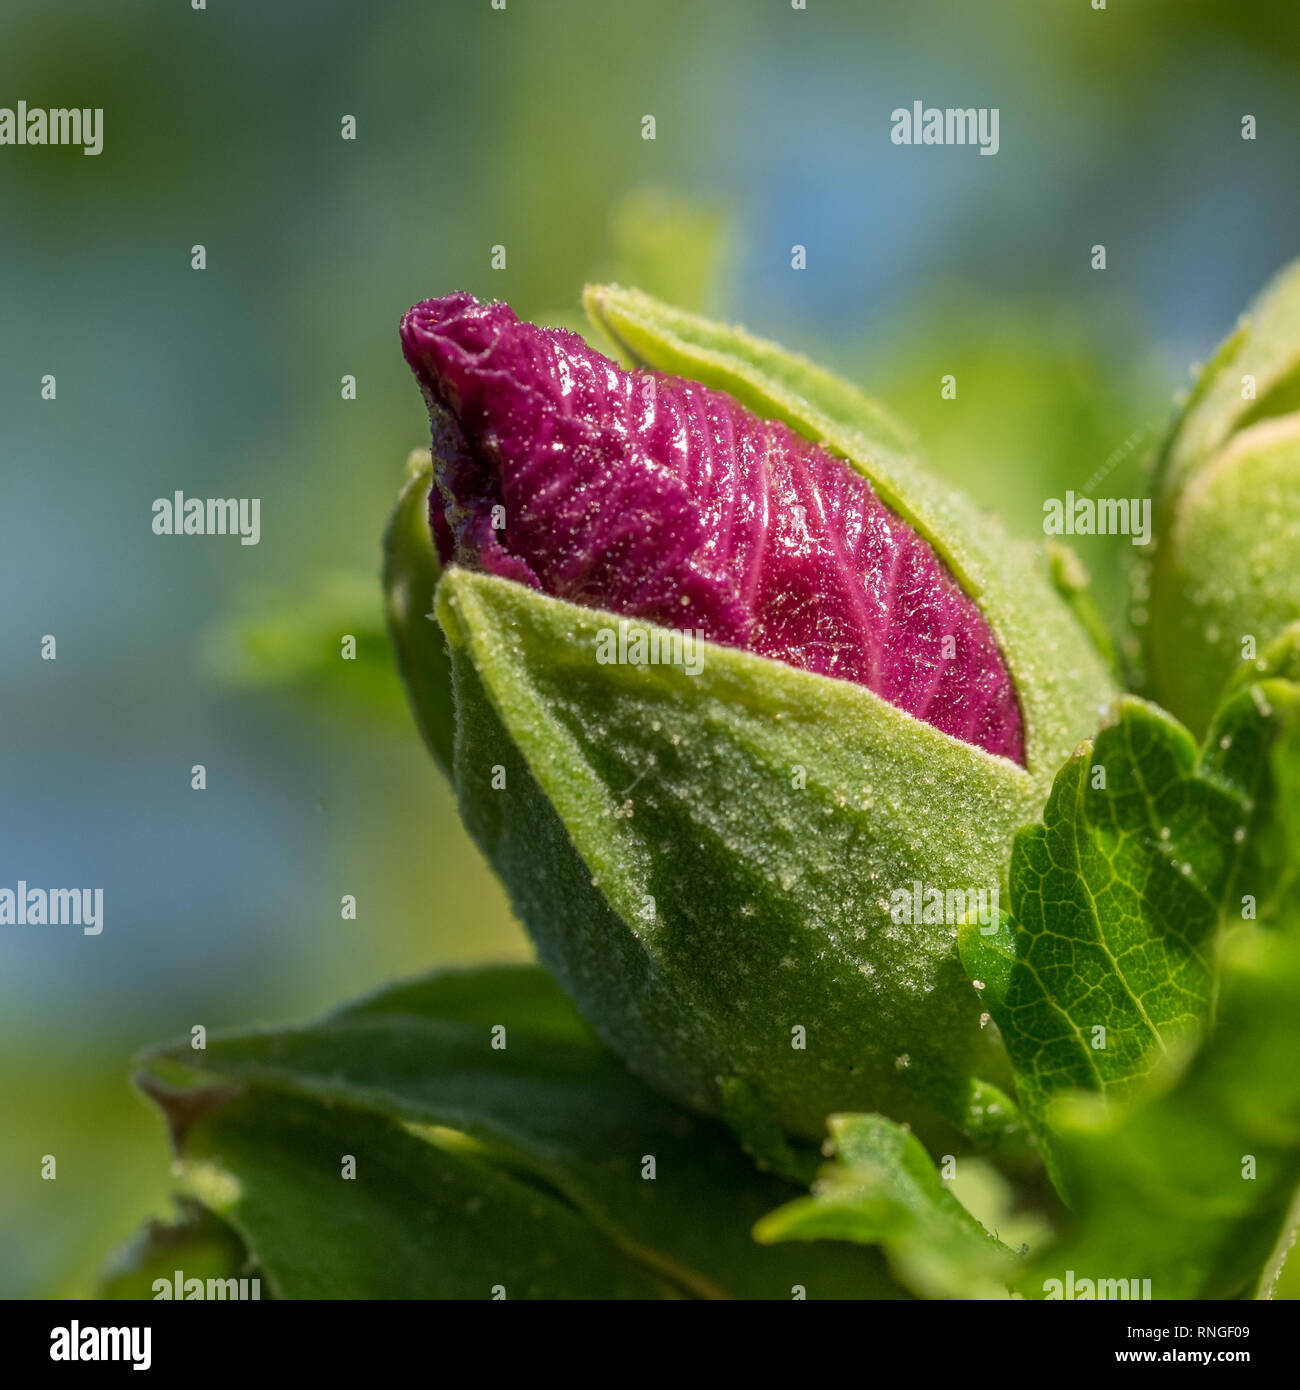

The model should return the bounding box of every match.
[2,0,1298,1297]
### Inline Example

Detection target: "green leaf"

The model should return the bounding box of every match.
[383,448,454,776]
[99,1201,259,1301]
[158,1086,680,1299]
[140,965,904,1300]
[340,960,597,1042]
[960,658,1300,1189]
[755,1113,1017,1300]
[1028,923,1300,1300]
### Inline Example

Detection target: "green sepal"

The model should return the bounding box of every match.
[437,565,1028,1146]
[1046,541,1123,684]
[383,449,454,777]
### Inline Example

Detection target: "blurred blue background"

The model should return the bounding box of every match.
[2,0,1298,1295]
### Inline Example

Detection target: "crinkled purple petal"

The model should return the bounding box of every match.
[401,293,1024,764]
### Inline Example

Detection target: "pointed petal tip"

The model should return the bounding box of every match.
[400,292,498,397]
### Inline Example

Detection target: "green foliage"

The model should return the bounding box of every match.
[133,966,903,1300]
[960,632,1300,1189]
[169,1087,679,1300]
[755,1113,1017,1299]
[1027,922,1300,1299]
[747,644,1300,1301]
[100,1202,258,1301]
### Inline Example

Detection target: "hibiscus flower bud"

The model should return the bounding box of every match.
[1141,257,1300,733]
[386,286,1116,1147]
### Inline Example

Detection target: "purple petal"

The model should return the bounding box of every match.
[401,293,1024,764]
